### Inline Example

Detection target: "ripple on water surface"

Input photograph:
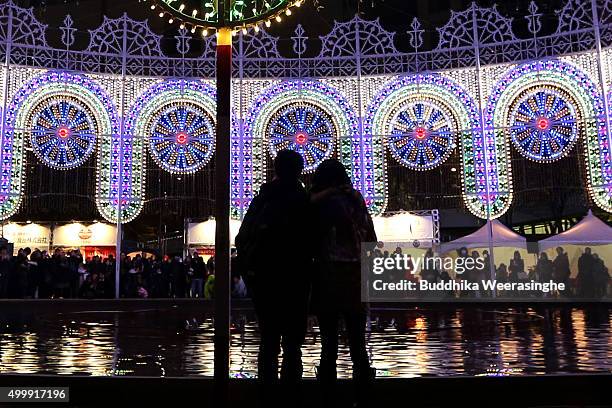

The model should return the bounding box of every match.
[0,307,610,378]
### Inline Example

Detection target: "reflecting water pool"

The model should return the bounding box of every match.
[0,306,610,378]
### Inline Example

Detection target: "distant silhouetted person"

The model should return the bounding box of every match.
[236,149,311,408]
[310,159,376,408]
[553,246,571,297]
[536,253,554,282]
[592,253,610,298]
[577,247,596,298]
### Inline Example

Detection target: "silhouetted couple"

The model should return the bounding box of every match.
[236,150,376,408]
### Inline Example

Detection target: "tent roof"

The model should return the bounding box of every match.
[539,210,612,250]
[441,219,526,254]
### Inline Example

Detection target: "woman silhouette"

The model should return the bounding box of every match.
[310,159,377,407]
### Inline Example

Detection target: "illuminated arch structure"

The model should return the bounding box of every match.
[366,74,488,217]
[243,80,386,216]
[1,71,121,221]
[127,79,217,176]
[486,60,612,215]
[2,1,612,223]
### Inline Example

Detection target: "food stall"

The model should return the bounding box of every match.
[52,222,117,260]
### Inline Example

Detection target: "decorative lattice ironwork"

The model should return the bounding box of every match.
[319,16,397,57]
[0,0,47,46]
[87,14,163,56]
[436,3,516,49]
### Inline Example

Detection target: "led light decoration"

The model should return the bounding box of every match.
[127,79,217,175]
[386,100,457,171]
[2,71,120,221]
[365,74,497,218]
[508,87,580,162]
[266,101,336,173]
[29,97,98,170]
[488,60,612,214]
[148,102,215,173]
[244,80,386,214]
[148,0,302,32]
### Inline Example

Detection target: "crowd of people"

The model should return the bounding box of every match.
[375,245,610,298]
[0,237,609,302]
[0,246,248,300]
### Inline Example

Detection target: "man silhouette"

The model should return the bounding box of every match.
[236,149,311,407]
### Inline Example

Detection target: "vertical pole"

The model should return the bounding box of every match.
[214,24,232,407]
[115,14,128,299]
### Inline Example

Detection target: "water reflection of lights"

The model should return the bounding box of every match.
[0,333,40,374]
[0,307,609,378]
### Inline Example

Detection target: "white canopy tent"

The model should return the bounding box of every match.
[440,220,531,274]
[539,210,612,277]
[539,210,612,250]
[441,219,527,254]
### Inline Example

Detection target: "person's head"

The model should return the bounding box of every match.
[556,246,564,255]
[540,252,549,261]
[31,249,41,261]
[514,251,521,259]
[273,149,304,181]
[498,263,507,272]
[585,247,592,255]
[311,159,352,192]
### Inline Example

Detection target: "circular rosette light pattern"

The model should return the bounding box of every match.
[147,102,215,174]
[265,101,336,173]
[508,87,580,162]
[28,96,98,170]
[128,80,218,175]
[387,99,457,170]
